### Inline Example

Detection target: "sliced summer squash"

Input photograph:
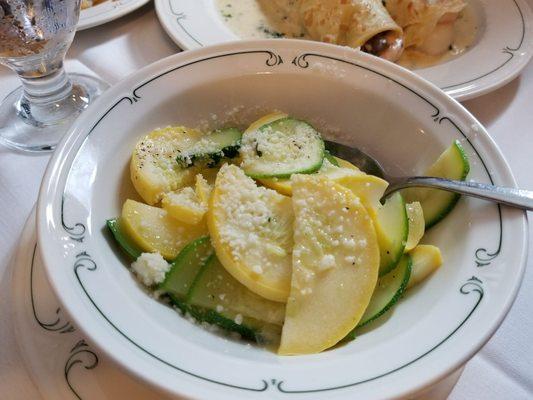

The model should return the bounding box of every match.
[130,126,203,205]
[407,245,443,289]
[375,192,409,276]
[334,172,389,217]
[188,256,285,326]
[106,218,142,259]
[195,174,213,204]
[279,175,380,355]
[161,187,207,225]
[405,202,425,252]
[259,158,360,196]
[325,150,340,166]
[185,302,263,342]
[196,167,220,185]
[176,128,242,168]
[356,254,412,329]
[240,117,325,178]
[335,157,361,171]
[258,158,386,213]
[208,164,294,302]
[120,199,207,260]
[244,112,288,135]
[159,236,213,304]
[169,251,263,342]
[403,140,470,229]
[160,237,282,343]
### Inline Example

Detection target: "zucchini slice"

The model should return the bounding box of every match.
[375,192,409,276]
[106,218,142,259]
[160,237,283,343]
[404,141,470,229]
[185,305,261,342]
[357,254,412,328]
[187,256,285,326]
[176,128,242,168]
[158,236,213,302]
[240,117,325,178]
[324,150,340,167]
[187,256,284,343]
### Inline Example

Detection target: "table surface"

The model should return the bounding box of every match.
[1,3,532,399]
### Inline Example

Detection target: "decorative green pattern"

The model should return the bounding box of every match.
[29,242,99,399]
[30,244,75,333]
[61,195,86,242]
[167,2,203,46]
[64,340,99,400]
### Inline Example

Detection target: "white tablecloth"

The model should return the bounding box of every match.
[1,3,532,399]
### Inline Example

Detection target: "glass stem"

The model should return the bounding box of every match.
[18,63,74,105]
[14,61,89,128]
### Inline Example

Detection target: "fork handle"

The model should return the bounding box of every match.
[386,177,533,211]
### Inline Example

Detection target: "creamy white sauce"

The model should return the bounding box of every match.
[216,0,478,69]
[217,0,306,39]
[398,4,479,69]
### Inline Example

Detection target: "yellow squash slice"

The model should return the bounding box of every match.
[161,187,207,225]
[279,175,380,355]
[130,126,203,205]
[334,173,388,218]
[208,164,294,302]
[335,157,360,171]
[405,202,425,251]
[260,158,387,217]
[120,199,207,260]
[407,245,443,289]
[195,173,213,204]
[244,111,288,135]
[332,157,387,216]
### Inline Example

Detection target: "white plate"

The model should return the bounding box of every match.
[78,0,152,30]
[10,208,462,400]
[37,40,527,399]
[154,0,533,101]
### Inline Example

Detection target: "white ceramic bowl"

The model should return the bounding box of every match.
[37,40,527,399]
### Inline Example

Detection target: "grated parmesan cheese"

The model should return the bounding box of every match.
[131,252,170,286]
[213,165,293,280]
[161,186,207,225]
[164,187,205,211]
[318,254,336,271]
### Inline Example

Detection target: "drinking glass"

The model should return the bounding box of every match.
[0,0,108,152]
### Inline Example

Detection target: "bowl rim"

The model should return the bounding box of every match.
[36,39,529,399]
